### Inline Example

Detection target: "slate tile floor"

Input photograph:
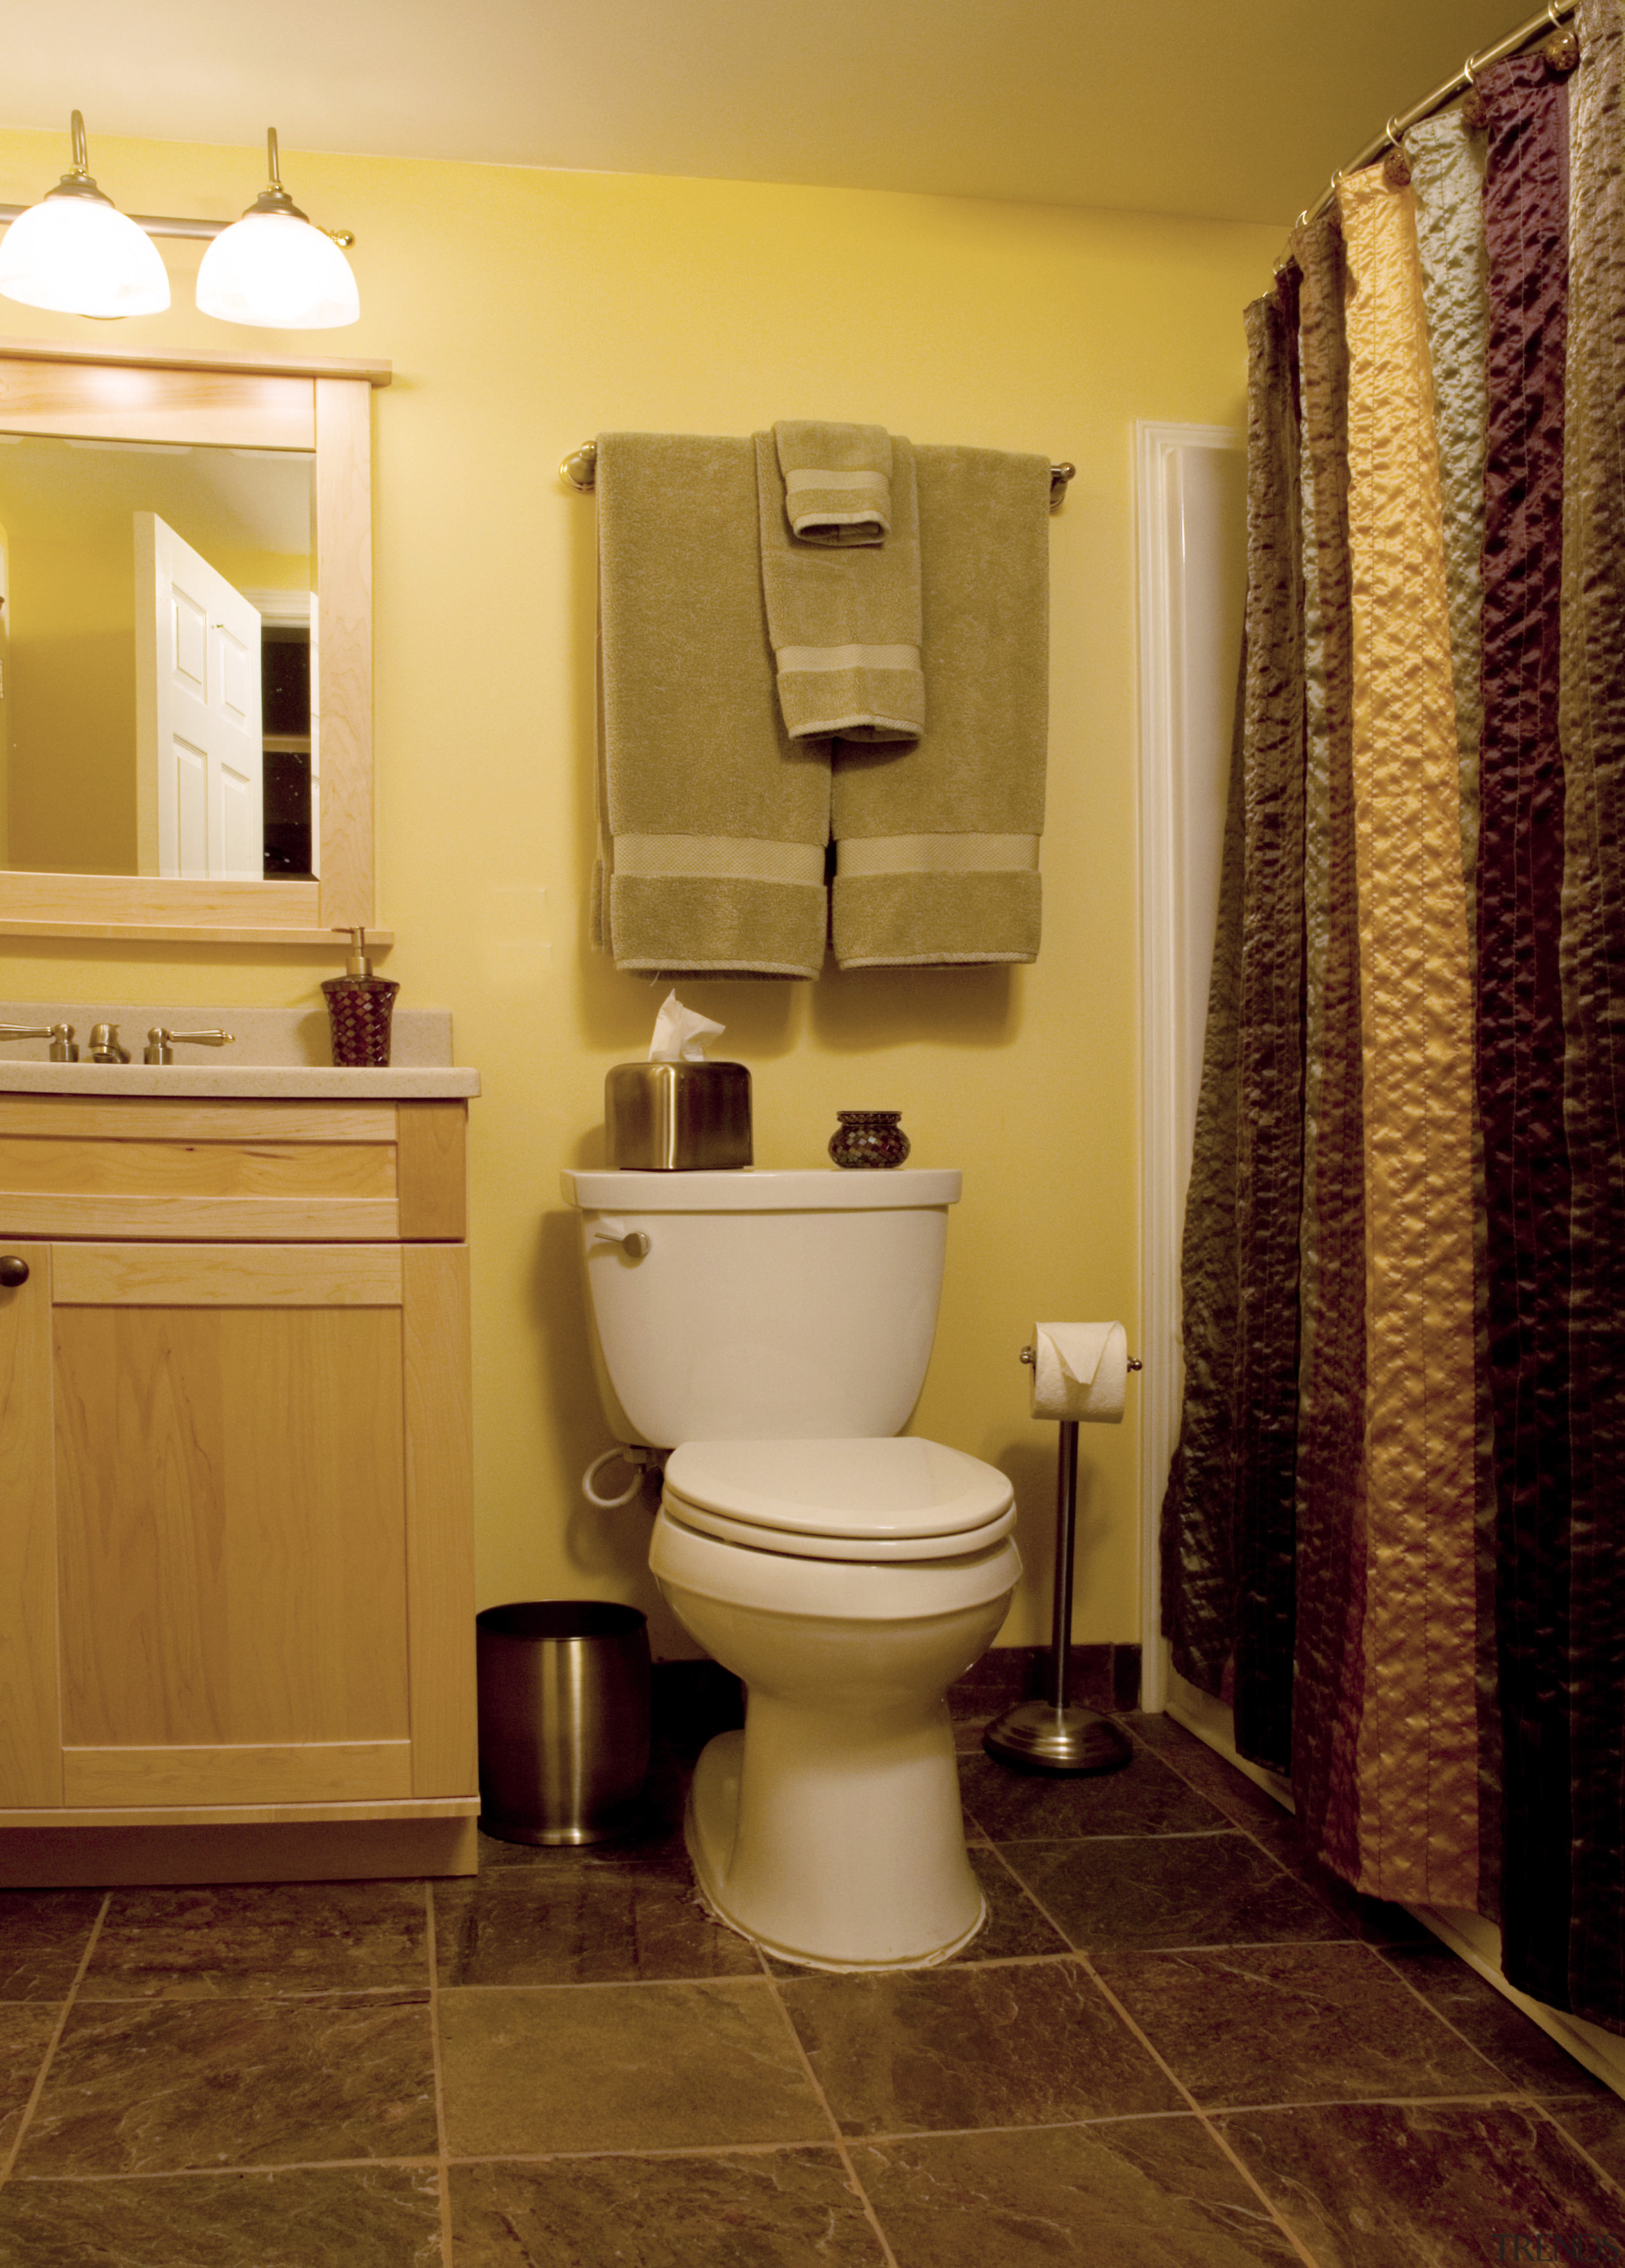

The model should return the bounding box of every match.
[1,1692,1622,2265]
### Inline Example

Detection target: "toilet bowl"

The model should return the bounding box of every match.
[654,1437,1021,1968]
[564,1167,1022,1970]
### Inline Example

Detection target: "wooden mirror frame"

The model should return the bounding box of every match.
[0,338,391,947]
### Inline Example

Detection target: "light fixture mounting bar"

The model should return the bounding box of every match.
[0,208,354,246]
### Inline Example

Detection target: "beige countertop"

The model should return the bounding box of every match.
[0,1000,478,1098]
[0,1062,479,1099]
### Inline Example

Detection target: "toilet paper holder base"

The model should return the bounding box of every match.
[986,1350,1140,1778]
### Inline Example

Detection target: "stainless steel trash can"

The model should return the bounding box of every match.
[476,1601,651,1845]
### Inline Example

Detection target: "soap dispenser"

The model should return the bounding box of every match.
[322,927,398,1066]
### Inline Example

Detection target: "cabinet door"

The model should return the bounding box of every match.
[0,1241,60,1807]
[25,1241,473,1810]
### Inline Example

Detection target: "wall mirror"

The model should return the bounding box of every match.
[0,341,389,946]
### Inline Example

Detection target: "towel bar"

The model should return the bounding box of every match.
[560,440,1076,510]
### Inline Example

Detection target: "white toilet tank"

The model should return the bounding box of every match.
[562,1168,962,1448]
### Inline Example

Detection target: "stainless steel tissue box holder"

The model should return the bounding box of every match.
[606,1061,753,1170]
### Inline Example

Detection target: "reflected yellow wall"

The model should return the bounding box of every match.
[0,425,308,873]
[0,521,9,866]
[6,524,136,874]
[0,128,1277,1654]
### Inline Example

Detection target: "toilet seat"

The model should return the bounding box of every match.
[661,1436,1015,1563]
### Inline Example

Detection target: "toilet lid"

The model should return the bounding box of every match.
[661,1437,1015,1562]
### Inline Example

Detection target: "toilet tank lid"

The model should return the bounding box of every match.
[663,1437,1013,1541]
[563,1168,960,1211]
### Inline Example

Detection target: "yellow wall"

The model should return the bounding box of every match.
[0,129,1277,1656]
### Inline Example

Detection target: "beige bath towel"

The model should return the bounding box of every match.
[757,431,925,744]
[774,419,892,544]
[595,432,830,978]
[831,444,1049,966]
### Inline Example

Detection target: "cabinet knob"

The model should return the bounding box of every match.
[0,1256,29,1288]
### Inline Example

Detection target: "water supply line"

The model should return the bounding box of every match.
[582,1443,661,1509]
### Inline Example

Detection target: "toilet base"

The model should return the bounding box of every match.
[683,1723,987,1973]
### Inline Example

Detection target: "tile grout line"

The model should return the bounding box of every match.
[1129,1727,1358,1902]
[755,1957,901,2268]
[1077,1949,1334,2268]
[6,2154,441,2186]
[1138,1724,1608,2095]
[977,1840,1331,2268]
[1365,1938,1543,2095]
[1525,2098,1625,2209]
[1120,1727,1462,1955]
[425,1881,456,2265]
[0,1892,110,2192]
[0,2092,1562,2189]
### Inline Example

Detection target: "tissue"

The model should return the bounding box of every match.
[648,989,725,1064]
[1030,1322,1129,1424]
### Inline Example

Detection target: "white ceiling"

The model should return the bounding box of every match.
[0,0,1516,226]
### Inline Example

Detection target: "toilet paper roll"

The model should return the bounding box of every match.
[1031,1322,1129,1424]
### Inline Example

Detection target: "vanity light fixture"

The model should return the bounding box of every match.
[195,130,359,329]
[0,112,169,319]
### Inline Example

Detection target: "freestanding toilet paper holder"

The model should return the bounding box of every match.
[983,1345,1142,1776]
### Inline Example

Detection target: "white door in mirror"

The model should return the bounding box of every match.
[135,513,263,880]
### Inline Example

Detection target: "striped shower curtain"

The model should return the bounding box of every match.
[1161,0,1625,2030]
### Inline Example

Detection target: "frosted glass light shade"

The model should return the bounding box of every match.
[0,193,169,317]
[196,211,359,329]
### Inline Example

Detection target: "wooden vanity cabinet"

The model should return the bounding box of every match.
[0,1095,477,1885]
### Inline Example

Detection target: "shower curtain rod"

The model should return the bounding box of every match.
[560,440,1078,510]
[1278,0,1575,258]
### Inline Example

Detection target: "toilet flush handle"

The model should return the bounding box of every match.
[592,1217,651,1259]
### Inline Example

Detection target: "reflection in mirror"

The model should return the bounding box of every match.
[0,435,315,881]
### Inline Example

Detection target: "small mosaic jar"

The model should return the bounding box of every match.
[828,1110,910,1169]
[322,974,398,1066]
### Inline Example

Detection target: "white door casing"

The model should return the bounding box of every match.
[1135,421,1247,1711]
[135,513,263,880]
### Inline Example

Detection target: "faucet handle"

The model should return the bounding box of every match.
[142,1027,235,1065]
[0,1022,79,1062]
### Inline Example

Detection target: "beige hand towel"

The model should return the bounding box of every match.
[831,445,1049,967]
[774,419,892,544]
[757,431,925,745]
[595,432,831,979]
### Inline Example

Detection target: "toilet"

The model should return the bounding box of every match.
[564,1166,1021,1970]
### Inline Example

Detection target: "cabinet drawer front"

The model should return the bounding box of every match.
[63,1743,414,1807]
[0,1100,396,1143]
[53,1244,404,1306]
[0,1098,465,1241]
[0,1137,397,1201]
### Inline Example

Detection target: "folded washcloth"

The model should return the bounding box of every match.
[595,432,831,979]
[757,431,925,744]
[774,419,892,545]
[831,444,1050,967]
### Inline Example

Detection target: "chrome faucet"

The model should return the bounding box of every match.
[0,1021,79,1062]
[143,1027,234,1064]
[87,1023,131,1065]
